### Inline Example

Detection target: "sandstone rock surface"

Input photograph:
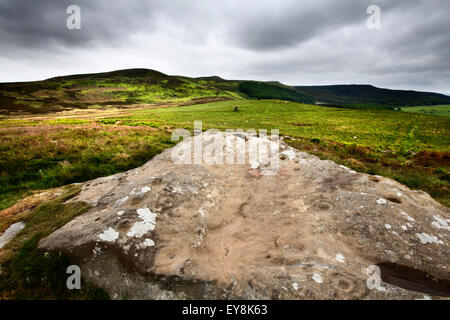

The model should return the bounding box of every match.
[39,132,450,299]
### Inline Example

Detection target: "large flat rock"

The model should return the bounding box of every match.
[39,132,450,299]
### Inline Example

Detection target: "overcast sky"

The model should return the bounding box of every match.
[0,0,449,94]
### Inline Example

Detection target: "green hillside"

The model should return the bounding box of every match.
[293,84,450,109]
[238,81,314,104]
[0,69,241,115]
[1,69,450,115]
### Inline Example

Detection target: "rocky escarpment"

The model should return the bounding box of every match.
[39,132,450,299]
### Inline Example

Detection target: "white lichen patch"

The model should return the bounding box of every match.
[431,215,450,231]
[136,238,155,249]
[335,253,346,263]
[281,148,297,160]
[400,211,415,222]
[140,186,151,194]
[377,198,387,205]
[114,196,129,207]
[92,245,102,257]
[142,238,155,247]
[98,227,119,242]
[130,186,151,197]
[416,232,444,245]
[299,159,308,166]
[127,207,157,238]
[312,274,323,284]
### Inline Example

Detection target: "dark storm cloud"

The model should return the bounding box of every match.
[229,0,425,50]
[0,0,448,93]
[225,0,367,50]
[0,0,159,49]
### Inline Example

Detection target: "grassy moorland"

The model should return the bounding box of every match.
[0,124,174,210]
[0,99,448,209]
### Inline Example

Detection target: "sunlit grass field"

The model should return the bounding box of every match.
[402,105,450,117]
[109,100,449,152]
[0,125,174,210]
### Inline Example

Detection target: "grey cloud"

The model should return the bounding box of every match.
[225,0,367,50]
[0,0,186,51]
[0,0,448,93]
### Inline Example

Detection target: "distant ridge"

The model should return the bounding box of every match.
[48,68,169,81]
[293,84,450,109]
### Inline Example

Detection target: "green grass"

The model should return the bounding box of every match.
[108,100,449,153]
[0,125,174,210]
[402,105,450,117]
[0,186,109,299]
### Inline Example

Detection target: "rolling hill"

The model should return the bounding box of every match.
[1,68,449,115]
[238,81,314,104]
[0,69,241,115]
